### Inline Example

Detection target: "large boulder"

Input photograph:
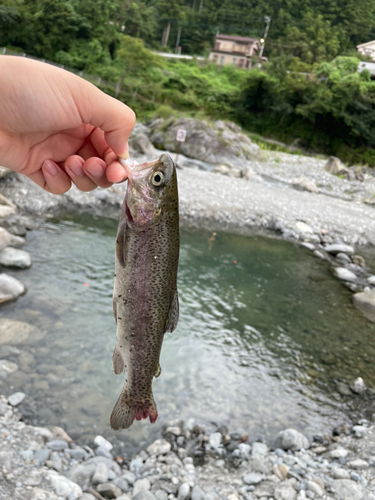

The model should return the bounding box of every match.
[128,133,155,156]
[148,117,260,167]
[0,273,25,303]
[352,289,375,322]
[0,318,45,345]
[324,156,349,175]
[0,247,31,268]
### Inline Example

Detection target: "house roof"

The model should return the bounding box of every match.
[357,40,375,49]
[216,34,259,44]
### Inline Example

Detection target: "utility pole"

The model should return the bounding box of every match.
[175,27,182,54]
[259,16,271,58]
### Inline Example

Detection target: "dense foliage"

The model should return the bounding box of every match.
[1,0,375,164]
[1,0,375,61]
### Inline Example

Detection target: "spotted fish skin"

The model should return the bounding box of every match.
[110,153,179,430]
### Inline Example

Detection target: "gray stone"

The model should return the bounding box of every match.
[49,451,63,471]
[148,117,259,168]
[352,425,367,438]
[47,439,69,451]
[0,359,18,376]
[113,478,130,492]
[293,177,318,193]
[178,483,190,500]
[47,471,83,499]
[324,244,354,256]
[353,290,375,322]
[306,481,324,497]
[251,442,268,456]
[274,482,297,500]
[238,443,251,459]
[0,247,31,268]
[81,495,97,500]
[122,471,136,485]
[301,242,315,250]
[243,472,263,485]
[252,481,275,498]
[313,250,326,260]
[133,492,157,500]
[0,318,44,345]
[97,482,123,498]
[249,455,272,474]
[332,467,350,479]
[337,382,351,396]
[347,458,369,469]
[295,221,313,234]
[129,133,155,156]
[94,435,113,451]
[208,432,222,452]
[118,495,132,500]
[34,446,51,464]
[324,156,349,175]
[329,447,348,459]
[0,206,16,218]
[0,227,11,251]
[0,273,25,303]
[7,391,25,406]
[274,428,309,451]
[147,439,171,456]
[332,267,357,282]
[92,462,109,484]
[191,486,205,500]
[330,479,368,500]
[336,252,351,264]
[67,448,87,460]
[133,478,151,496]
[130,457,144,471]
[95,445,113,458]
[350,377,366,394]
[154,490,168,500]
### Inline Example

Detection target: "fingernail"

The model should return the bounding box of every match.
[87,163,104,178]
[67,159,84,177]
[43,159,57,176]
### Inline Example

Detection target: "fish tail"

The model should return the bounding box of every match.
[110,387,158,430]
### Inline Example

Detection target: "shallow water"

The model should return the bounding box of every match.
[1,214,375,451]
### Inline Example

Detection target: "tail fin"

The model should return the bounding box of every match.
[110,389,158,430]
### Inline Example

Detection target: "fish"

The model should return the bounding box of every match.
[110,153,179,430]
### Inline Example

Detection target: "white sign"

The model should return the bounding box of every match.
[176,129,187,142]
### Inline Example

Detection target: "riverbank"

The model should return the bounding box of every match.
[1,392,375,500]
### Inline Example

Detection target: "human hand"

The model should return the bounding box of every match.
[0,56,135,194]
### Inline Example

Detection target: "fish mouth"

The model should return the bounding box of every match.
[118,158,154,183]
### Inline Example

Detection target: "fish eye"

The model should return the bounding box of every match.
[152,171,164,186]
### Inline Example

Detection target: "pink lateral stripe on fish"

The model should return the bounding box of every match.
[110,153,180,430]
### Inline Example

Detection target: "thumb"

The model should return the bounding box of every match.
[74,80,136,159]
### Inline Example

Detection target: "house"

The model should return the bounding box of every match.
[209,34,261,69]
[357,40,375,61]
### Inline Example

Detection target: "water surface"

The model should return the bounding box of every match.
[1,214,375,450]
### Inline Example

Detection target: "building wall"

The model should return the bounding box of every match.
[358,41,375,61]
[209,51,250,68]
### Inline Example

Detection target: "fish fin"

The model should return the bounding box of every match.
[115,221,127,267]
[165,289,179,333]
[154,363,161,378]
[112,345,126,374]
[110,390,158,430]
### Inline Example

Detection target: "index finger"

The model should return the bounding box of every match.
[89,127,128,183]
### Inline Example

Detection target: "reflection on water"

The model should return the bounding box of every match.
[1,214,375,450]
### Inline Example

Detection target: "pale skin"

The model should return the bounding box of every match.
[0,56,135,194]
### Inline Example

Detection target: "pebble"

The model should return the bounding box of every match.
[191,485,205,500]
[336,252,352,264]
[238,443,251,459]
[347,458,369,469]
[329,447,348,458]
[133,492,157,500]
[350,377,366,394]
[94,435,113,451]
[295,221,313,234]
[251,442,268,456]
[147,439,171,456]
[332,267,357,282]
[92,462,109,484]
[66,448,87,461]
[7,391,25,406]
[352,425,367,438]
[47,439,69,451]
[243,472,263,485]
[34,447,51,464]
[97,482,123,498]
[48,471,82,499]
[130,457,144,471]
[133,478,151,496]
[325,243,354,256]
[0,273,25,303]
[208,432,222,452]
[155,490,168,500]
[332,467,350,479]
[367,275,375,285]
[0,359,18,376]
[122,471,136,485]
[274,428,309,451]
[274,482,297,499]
[95,445,113,458]
[306,480,324,497]
[178,483,190,500]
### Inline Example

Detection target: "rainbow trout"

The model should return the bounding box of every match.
[110,153,179,430]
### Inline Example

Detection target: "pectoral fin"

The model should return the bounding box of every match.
[115,221,127,267]
[112,345,126,374]
[154,363,161,378]
[165,290,179,333]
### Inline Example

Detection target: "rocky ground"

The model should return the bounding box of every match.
[1,393,375,500]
